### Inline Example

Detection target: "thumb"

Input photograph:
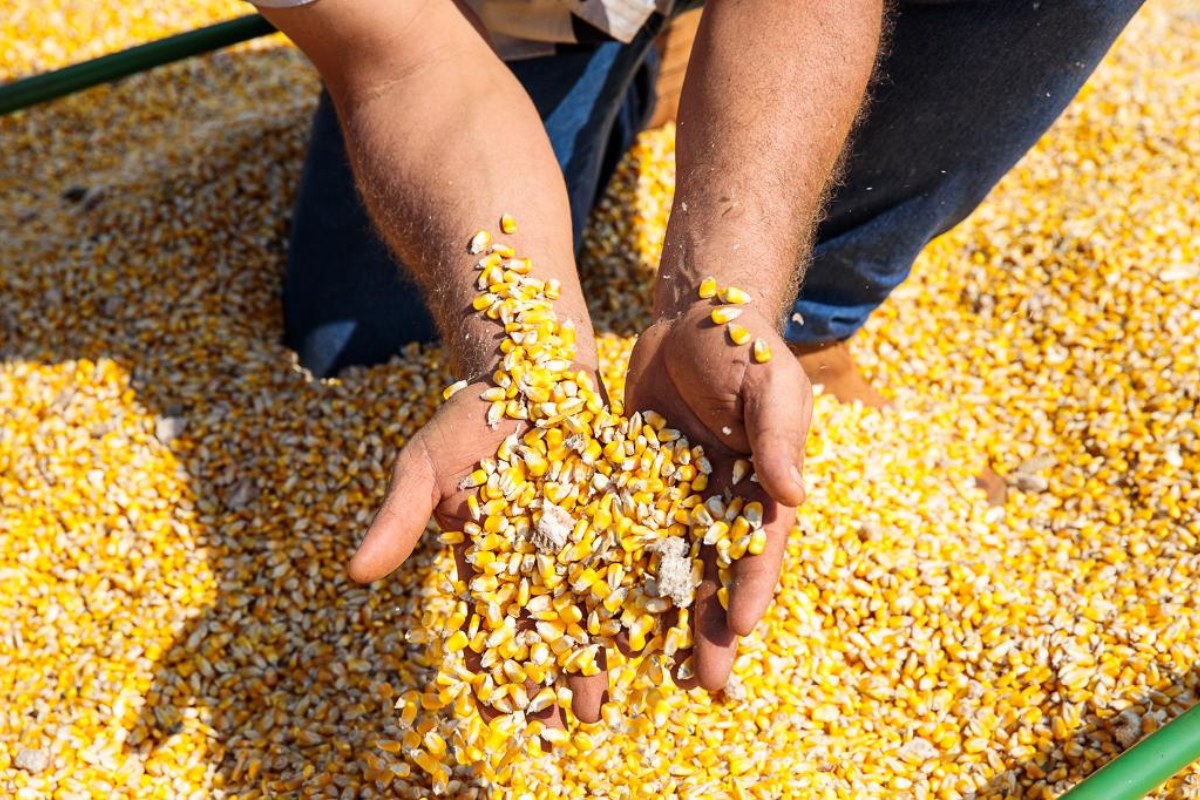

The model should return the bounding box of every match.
[348,435,440,583]
[743,362,810,507]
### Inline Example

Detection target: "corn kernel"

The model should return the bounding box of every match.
[721,286,752,305]
[711,306,743,325]
[468,229,492,254]
[752,338,772,363]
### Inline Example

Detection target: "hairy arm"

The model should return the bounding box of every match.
[265,0,618,724]
[655,0,884,321]
[260,0,596,378]
[625,0,884,689]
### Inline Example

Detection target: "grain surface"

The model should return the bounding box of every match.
[2,2,1198,797]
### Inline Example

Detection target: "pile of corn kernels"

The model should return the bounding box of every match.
[2,1,1198,798]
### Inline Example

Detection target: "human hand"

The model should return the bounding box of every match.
[348,373,612,725]
[625,302,811,690]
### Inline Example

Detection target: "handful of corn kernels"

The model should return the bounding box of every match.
[400,220,767,786]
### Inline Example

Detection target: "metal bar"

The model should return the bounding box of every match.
[1060,703,1200,800]
[0,15,275,116]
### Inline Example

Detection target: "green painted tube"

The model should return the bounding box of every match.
[0,15,275,116]
[1060,703,1200,800]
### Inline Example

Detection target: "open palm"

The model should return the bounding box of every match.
[625,303,811,690]
[349,377,611,724]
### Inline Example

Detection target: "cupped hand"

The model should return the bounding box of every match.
[349,376,611,724]
[625,303,812,690]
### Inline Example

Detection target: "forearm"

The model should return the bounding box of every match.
[339,60,595,377]
[654,0,884,323]
[263,1,595,379]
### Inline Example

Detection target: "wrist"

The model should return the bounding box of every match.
[653,222,799,328]
[652,269,790,334]
[448,304,599,382]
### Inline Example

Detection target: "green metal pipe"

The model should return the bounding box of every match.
[1060,703,1200,800]
[0,14,275,116]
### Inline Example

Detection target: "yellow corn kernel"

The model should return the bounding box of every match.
[460,468,488,488]
[747,528,767,556]
[721,286,752,305]
[727,322,751,346]
[698,276,718,299]
[476,251,503,271]
[468,229,492,254]
[752,338,772,363]
[527,686,556,714]
[711,306,743,325]
[500,213,518,234]
[523,449,549,478]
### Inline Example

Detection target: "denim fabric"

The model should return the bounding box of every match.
[284,1,1141,376]
[787,0,1144,344]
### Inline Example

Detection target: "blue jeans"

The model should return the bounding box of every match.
[285,1,1142,377]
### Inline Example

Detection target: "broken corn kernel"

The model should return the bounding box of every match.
[468,229,492,255]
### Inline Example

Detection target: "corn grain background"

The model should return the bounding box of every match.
[1,1,1198,798]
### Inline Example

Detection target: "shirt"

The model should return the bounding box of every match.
[248,0,672,60]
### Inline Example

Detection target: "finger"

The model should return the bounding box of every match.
[527,687,565,753]
[349,435,440,583]
[742,358,811,507]
[613,627,639,659]
[660,606,699,690]
[566,648,609,723]
[670,647,699,690]
[476,697,500,723]
[462,645,500,722]
[451,542,472,585]
[526,683,565,727]
[589,368,612,408]
[536,704,565,730]
[693,547,737,691]
[727,496,793,636]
